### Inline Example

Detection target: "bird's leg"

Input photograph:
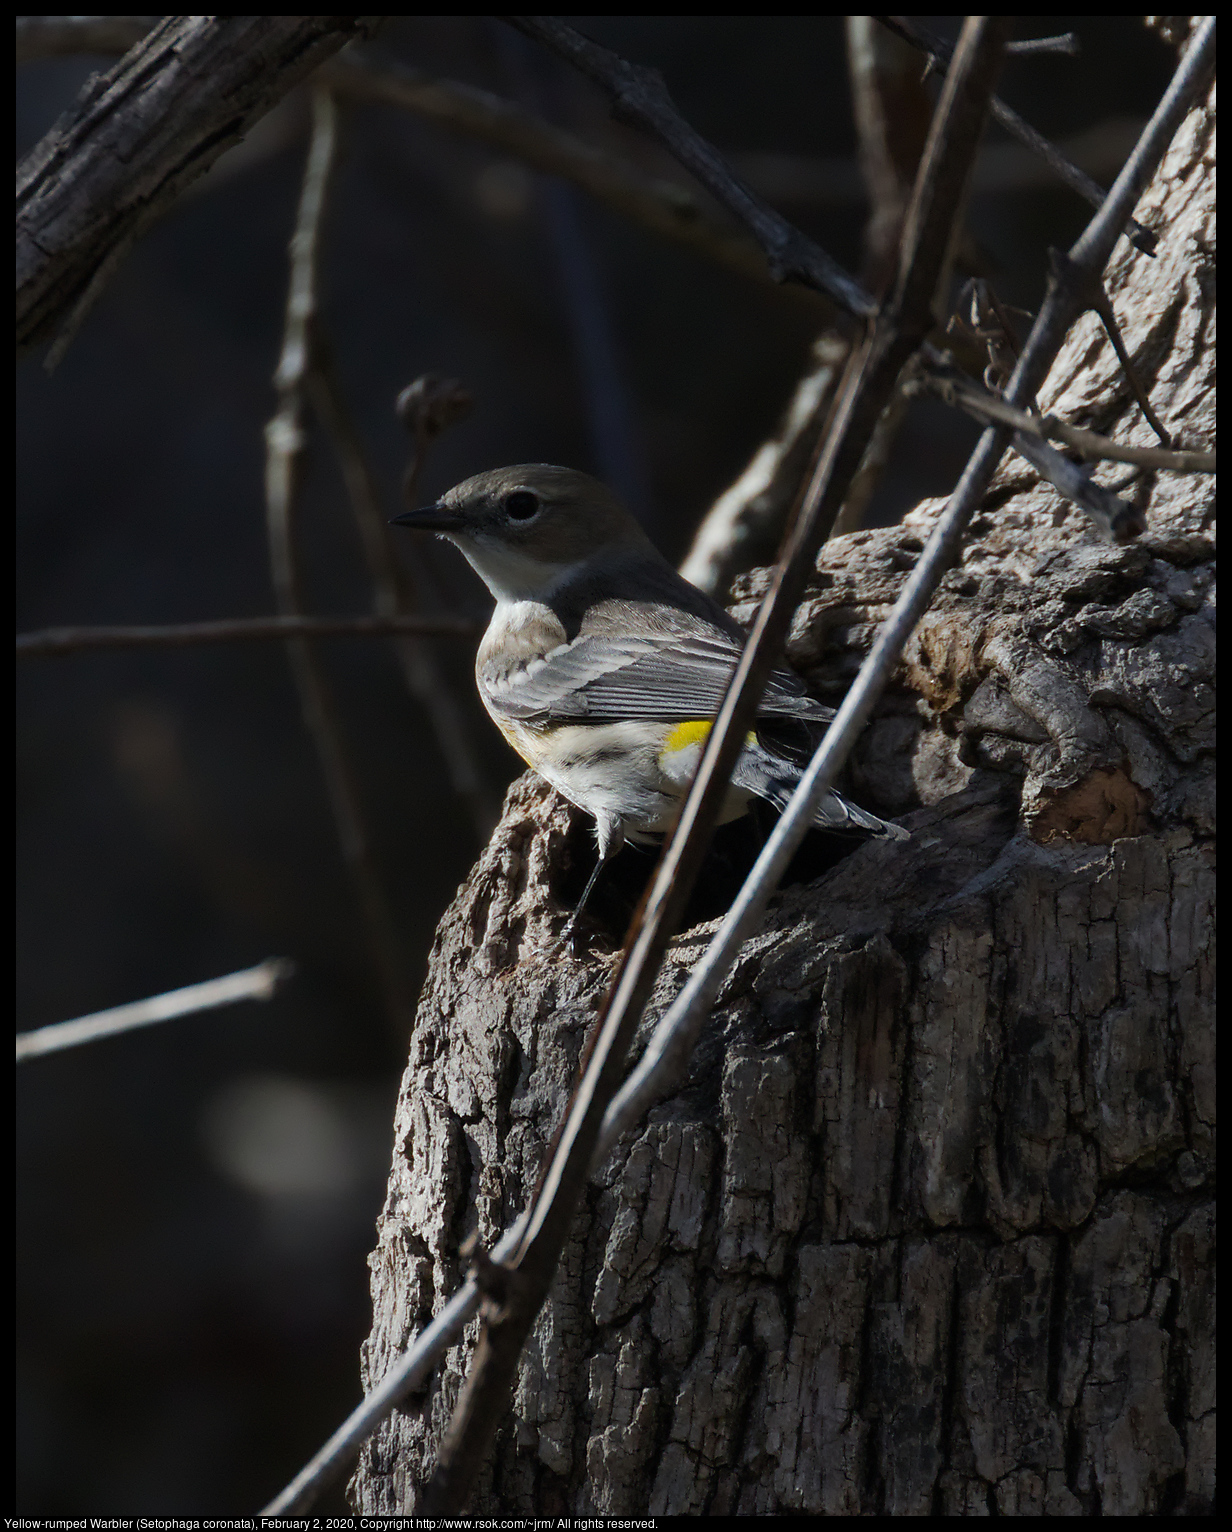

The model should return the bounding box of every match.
[559,814,624,952]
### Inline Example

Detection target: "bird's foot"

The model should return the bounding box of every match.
[543,911,586,961]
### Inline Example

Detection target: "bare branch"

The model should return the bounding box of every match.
[307,360,501,844]
[1021,18,1214,362]
[595,13,1218,1184]
[1003,430,1145,542]
[13,29,1136,258]
[1034,422,1212,474]
[830,377,917,540]
[262,17,1216,1514]
[265,87,415,1039]
[681,16,933,589]
[15,15,156,63]
[1005,31,1080,57]
[262,1218,513,1517]
[17,16,381,360]
[418,19,1012,1515]
[915,362,1216,472]
[822,18,937,539]
[679,334,851,598]
[876,16,1159,256]
[506,17,875,318]
[324,52,809,303]
[846,16,935,291]
[1054,249,1175,446]
[15,615,477,659]
[16,959,292,1062]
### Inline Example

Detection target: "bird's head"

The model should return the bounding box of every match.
[391,464,652,601]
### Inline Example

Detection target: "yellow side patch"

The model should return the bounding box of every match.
[662,720,756,756]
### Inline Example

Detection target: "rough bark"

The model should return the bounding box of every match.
[351,84,1214,1516]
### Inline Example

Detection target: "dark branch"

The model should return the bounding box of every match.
[876,16,1159,256]
[261,15,1216,1515]
[308,358,501,843]
[15,14,156,63]
[1047,250,1174,446]
[1004,431,1145,542]
[15,615,477,660]
[264,85,416,1039]
[1018,18,1214,375]
[915,362,1216,474]
[506,16,875,318]
[1005,32,1080,57]
[418,18,1014,1515]
[327,52,805,301]
[17,15,381,360]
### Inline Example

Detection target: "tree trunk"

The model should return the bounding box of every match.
[350,81,1214,1516]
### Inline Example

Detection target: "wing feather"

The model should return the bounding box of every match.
[484,628,833,726]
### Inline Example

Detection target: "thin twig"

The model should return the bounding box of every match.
[876,16,1159,256]
[946,276,1034,392]
[15,14,157,63]
[1005,32,1080,57]
[915,351,1179,540]
[507,17,875,318]
[825,18,934,538]
[494,23,654,519]
[261,1220,517,1518]
[829,365,914,538]
[915,363,1216,472]
[418,19,1013,1516]
[306,358,501,843]
[846,16,936,292]
[678,334,851,597]
[594,12,1218,1173]
[325,52,802,302]
[262,17,1216,1514]
[1050,18,1212,335]
[16,960,292,1062]
[1005,429,1145,540]
[1052,249,1174,446]
[17,17,380,360]
[679,12,936,579]
[15,615,478,659]
[266,87,415,1038]
[1033,421,1210,473]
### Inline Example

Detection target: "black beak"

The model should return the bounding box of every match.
[389,502,466,532]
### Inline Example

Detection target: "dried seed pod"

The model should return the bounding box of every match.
[395,374,474,446]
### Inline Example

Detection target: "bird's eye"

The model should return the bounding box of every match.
[504,490,540,521]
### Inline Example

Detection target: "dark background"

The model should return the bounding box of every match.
[16,16,1175,1513]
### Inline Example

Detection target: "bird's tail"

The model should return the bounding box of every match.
[734,740,909,841]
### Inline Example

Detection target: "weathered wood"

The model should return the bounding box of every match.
[16,16,380,356]
[351,80,1214,1516]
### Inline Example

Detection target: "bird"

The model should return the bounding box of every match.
[392,464,907,929]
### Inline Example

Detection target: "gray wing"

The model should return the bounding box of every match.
[484,628,833,726]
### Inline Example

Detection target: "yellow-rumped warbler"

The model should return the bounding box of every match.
[394,465,907,918]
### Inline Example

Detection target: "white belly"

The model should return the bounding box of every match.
[496,715,750,840]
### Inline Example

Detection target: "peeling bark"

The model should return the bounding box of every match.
[351,83,1214,1516]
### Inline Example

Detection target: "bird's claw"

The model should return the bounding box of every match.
[544,912,586,961]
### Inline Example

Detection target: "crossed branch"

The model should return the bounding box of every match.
[260,14,1214,1513]
[15,13,1216,1514]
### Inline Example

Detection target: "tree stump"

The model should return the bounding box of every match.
[350,81,1214,1516]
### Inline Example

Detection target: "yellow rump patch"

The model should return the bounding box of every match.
[663,720,756,756]
[664,719,713,753]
